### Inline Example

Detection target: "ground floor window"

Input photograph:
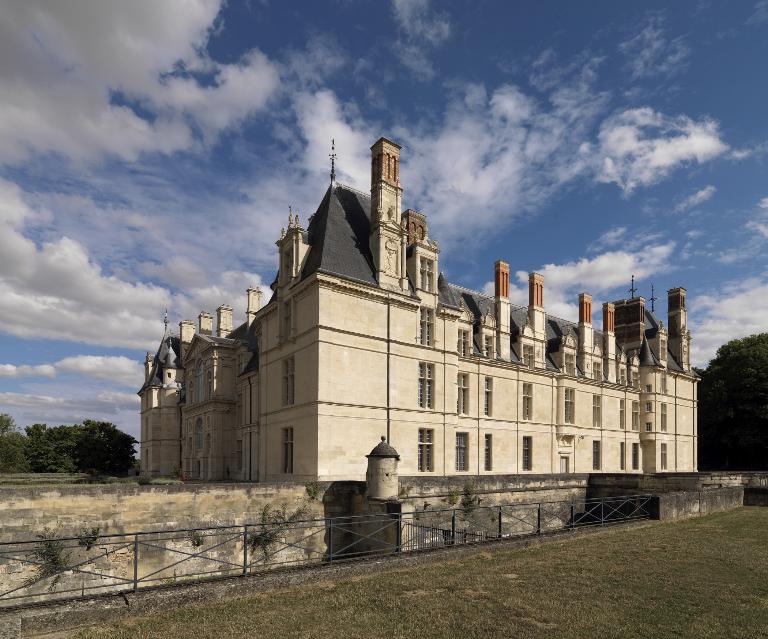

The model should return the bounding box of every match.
[620,442,626,470]
[484,434,492,471]
[455,432,469,471]
[632,443,640,470]
[418,428,434,472]
[592,440,601,471]
[282,427,294,474]
[522,436,533,471]
[660,443,668,470]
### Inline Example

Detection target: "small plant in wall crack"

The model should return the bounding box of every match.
[186,530,206,548]
[76,526,100,551]
[444,488,460,507]
[247,502,311,561]
[26,527,72,591]
[460,481,481,516]
[304,481,323,501]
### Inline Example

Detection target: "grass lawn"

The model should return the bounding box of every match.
[77,508,768,639]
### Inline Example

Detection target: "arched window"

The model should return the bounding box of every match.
[207,370,213,399]
[194,418,203,450]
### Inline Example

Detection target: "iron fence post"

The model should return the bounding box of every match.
[498,506,502,538]
[242,525,248,576]
[395,514,402,553]
[601,498,605,526]
[132,534,139,592]
[328,520,334,563]
[570,503,575,530]
[536,503,541,534]
[451,510,456,545]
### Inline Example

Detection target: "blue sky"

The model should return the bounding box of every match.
[1,0,768,441]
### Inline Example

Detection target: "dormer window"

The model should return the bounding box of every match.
[523,344,534,368]
[419,257,434,292]
[458,329,470,357]
[282,245,293,282]
[564,353,576,376]
[484,335,494,358]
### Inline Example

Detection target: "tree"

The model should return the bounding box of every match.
[24,424,78,473]
[74,420,137,475]
[698,333,768,470]
[0,413,30,472]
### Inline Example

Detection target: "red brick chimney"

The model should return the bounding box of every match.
[495,260,510,298]
[528,272,544,308]
[578,293,592,325]
[603,302,615,334]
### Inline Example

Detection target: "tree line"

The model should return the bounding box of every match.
[0,415,137,475]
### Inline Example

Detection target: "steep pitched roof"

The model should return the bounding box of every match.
[138,329,181,394]
[301,183,377,286]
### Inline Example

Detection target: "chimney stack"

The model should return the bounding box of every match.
[198,312,213,336]
[578,293,592,325]
[179,320,195,361]
[402,209,427,245]
[494,261,511,360]
[613,297,645,351]
[144,352,154,381]
[602,303,616,383]
[217,305,233,337]
[527,272,546,366]
[667,287,689,371]
[247,287,262,326]
[577,293,593,375]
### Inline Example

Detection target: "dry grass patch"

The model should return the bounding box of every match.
[76,508,768,639]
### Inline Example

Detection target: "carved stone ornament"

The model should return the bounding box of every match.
[384,238,399,274]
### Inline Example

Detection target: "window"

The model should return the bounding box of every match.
[645,422,652,433]
[660,337,667,358]
[564,353,576,376]
[522,383,533,421]
[522,436,533,471]
[620,442,626,470]
[620,367,627,386]
[660,443,668,470]
[207,370,213,398]
[235,440,243,471]
[455,432,469,471]
[593,360,602,381]
[632,442,640,470]
[632,371,640,389]
[282,427,294,474]
[661,403,668,431]
[592,440,601,470]
[458,330,470,357]
[631,401,640,431]
[419,308,434,346]
[419,257,434,292]
[282,357,295,405]
[523,344,534,368]
[645,401,653,413]
[484,335,494,358]
[418,428,434,472]
[484,434,493,471]
[194,418,203,450]
[661,372,668,394]
[457,373,469,415]
[564,388,576,424]
[283,301,292,338]
[418,362,434,409]
[484,377,493,417]
[645,384,653,393]
[593,395,602,428]
[619,399,626,430]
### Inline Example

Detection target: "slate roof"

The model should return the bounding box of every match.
[138,327,181,393]
[300,183,377,286]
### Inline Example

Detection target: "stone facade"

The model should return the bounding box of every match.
[139,135,698,482]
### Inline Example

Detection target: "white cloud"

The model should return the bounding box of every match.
[0,356,143,388]
[0,177,263,350]
[747,1,768,25]
[596,108,728,194]
[619,16,689,80]
[673,185,717,213]
[691,276,768,366]
[391,0,451,80]
[588,226,628,252]
[0,1,280,164]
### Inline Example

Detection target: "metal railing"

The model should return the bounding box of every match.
[0,494,653,608]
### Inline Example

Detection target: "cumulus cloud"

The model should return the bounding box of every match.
[619,16,689,80]
[673,185,717,213]
[0,356,143,388]
[596,108,728,194]
[0,177,263,350]
[691,276,768,366]
[391,0,451,80]
[0,1,280,164]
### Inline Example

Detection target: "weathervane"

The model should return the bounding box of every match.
[329,138,337,185]
[629,275,637,299]
[649,284,658,312]
[163,308,168,330]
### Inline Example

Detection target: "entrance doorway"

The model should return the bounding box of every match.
[559,456,570,473]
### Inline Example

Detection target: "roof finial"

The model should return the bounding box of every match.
[163,308,168,330]
[629,274,637,299]
[329,138,337,185]
[650,284,658,312]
